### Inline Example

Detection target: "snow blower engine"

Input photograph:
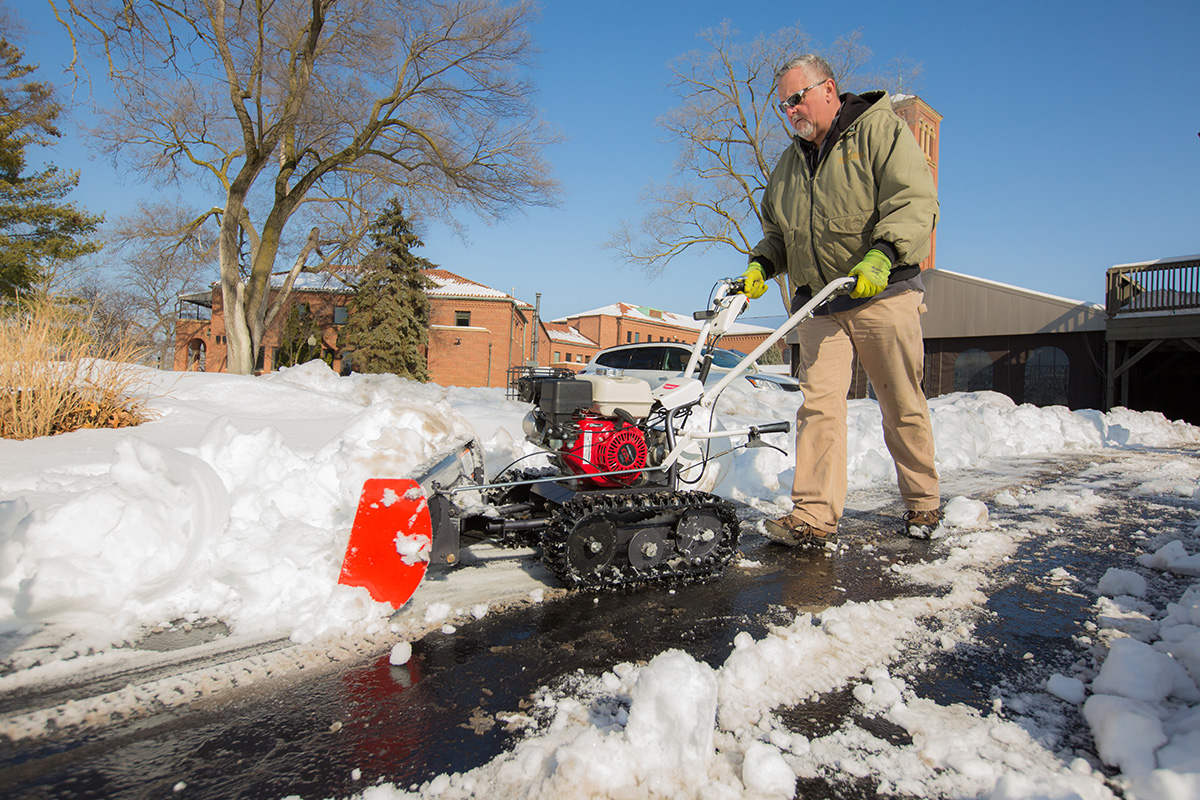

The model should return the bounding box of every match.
[525,373,660,489]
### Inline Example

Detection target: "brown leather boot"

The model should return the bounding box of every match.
[902,508,943,540]
[764,514,839,547]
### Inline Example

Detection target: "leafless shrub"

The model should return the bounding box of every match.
[0,295,154,439]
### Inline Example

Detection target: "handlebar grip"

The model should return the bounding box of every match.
[751,421,791,435]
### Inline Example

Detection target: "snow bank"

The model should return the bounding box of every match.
[2,365,1195,655]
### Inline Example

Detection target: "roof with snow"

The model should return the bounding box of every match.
[422,268,531,307]
[280,271,355,293]
[543,321,597,347]
[554,302,773,335]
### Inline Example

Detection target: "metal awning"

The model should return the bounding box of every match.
[178,290,213,308]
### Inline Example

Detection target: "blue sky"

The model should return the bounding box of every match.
[15,0,1200,323]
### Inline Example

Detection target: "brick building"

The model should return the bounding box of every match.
[174,269,779,387]
[174,268,537,387]
[424,269,535,388]
[540,321,600,371]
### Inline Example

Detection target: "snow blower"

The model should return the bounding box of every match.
[338,276,858,608]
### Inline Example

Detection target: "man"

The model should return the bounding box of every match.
[741,54,941,545]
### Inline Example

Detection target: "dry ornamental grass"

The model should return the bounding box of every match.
[0,296,153,440]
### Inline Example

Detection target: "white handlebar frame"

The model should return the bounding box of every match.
[699,276,856,407]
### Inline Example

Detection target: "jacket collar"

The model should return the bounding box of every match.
[795,90,886,168]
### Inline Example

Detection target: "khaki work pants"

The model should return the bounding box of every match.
[790,289,939,532]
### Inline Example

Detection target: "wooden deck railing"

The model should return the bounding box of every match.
[1106,256,1200,316]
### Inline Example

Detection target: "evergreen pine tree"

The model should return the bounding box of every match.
[0,38,102,297]
[340,200,434,379]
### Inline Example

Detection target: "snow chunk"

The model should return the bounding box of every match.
[1139,540,1200,577]
[625,650,718,786]
[1098,568,1148,598]
[1091,637,1198,704]
[1083,694,1166,776]
[1046,673,1087,704]
[389,642,412,666]
[395,531,431,566]
[742,740,796,797]
[944,495,988,528]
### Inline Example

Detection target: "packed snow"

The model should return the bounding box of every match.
[1,360,1199,799]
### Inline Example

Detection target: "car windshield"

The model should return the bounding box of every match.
[706,348,750,370]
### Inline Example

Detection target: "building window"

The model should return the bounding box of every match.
[554,351,561,362]
[1025,346,1069,407]
[576,354,583,363]
[626,332,632,343]
[954,349,994,393]
[334,306,349,325]
[634,332,640,343]
[565,352,572,363]
[455,311,471,327]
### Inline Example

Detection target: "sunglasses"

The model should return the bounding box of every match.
[777,80,829,113]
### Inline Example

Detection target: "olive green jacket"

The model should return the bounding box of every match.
[751,91,938,295]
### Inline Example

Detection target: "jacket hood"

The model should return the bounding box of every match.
[794,90,892,153]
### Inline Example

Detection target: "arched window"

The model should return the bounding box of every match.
[953,349,993,392]
[1025,346,1069,406]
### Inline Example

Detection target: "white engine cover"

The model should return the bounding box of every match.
[574,373,654,418]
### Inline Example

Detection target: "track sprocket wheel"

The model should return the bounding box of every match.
[565,516,618,577]
[676,508,723,561]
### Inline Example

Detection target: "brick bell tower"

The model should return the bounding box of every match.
[892,95,942,272]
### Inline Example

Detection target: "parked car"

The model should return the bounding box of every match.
[578,343,800,391]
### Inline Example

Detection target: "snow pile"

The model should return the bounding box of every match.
[718,389,1199,503]
[1,364,482,651]
[1084,536,1200,799]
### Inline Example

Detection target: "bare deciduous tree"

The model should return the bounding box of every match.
[607,21,917,308]
[53,0,559,373]
[109,200,218,367]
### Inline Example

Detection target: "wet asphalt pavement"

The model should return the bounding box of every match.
[3,542,907,799]
[3,450,1197,799]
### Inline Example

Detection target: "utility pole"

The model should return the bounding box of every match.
[530,293,541,365]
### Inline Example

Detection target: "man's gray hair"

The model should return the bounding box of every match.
[776,54,837,86]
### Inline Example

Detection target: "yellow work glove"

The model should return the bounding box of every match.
[847,249,892,299]
[740,262,768,299]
